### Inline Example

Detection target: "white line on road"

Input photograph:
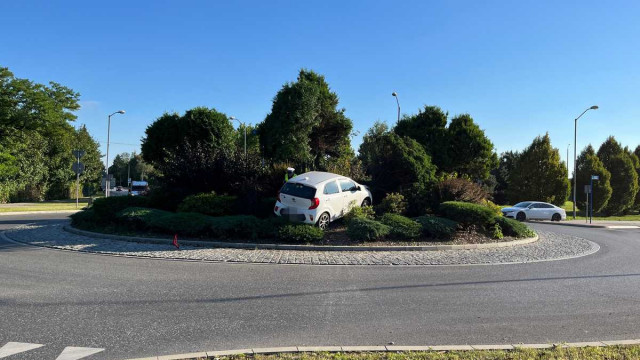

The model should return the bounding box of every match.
[0,342,44,358]
[55,346,105,360]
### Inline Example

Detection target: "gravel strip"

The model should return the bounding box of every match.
[5,224,599,266]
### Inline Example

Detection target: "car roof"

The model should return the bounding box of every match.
[289,171,348,186]
[520,201,555,206]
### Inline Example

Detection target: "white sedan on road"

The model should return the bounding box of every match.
[501,201,567,222]
[274,171,372,229]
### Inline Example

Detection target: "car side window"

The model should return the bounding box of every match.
[542,204,554,208]
[339,180,356,192]
[323,181,340,195]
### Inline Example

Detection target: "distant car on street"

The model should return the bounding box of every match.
[501,201,566,222]
[274,171,372,230]
[130,181,149,196]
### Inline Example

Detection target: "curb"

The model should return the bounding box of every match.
[124,339,640,360]
[0,210,81,216]
[63,225,539,252]
[529,220,640,229]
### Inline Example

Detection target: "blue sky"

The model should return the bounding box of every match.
[2,0,640,170]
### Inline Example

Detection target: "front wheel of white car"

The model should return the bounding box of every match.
[361,198,371,207]
[317,212,330,230]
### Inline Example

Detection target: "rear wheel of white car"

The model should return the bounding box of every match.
[361,198,371,207]
[552,213,561,222]
[317,212,330,230]
[516,212,526,222]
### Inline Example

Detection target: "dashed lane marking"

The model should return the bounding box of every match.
[0,342,44,358]
[54,347,105,360]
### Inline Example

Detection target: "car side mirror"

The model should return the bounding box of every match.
[356,186,361,191]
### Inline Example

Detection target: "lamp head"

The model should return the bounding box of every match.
[117,110,125,114]
[230,116,236,120]
[392,92,397,97]
[590,105,599,110]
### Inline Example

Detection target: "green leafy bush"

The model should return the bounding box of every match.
[414,216,458,239]
[434,177,488,205]
[346,218,391,242]
[379,213,421,239]
[256,197,278,218]
[482,200,503,216]
[438,201,496,228]
[177,192,238,217]
[91,196,150,221]
[116,207,172,229]
[277,224,324,243]
[70,209,98,228]
[147,212,214,237]
[376,192,408,215]
[209,215,273,239]
[491,223,504,240]
[343,205,375,224]
[145,188,188,212]
[492,216,535,238]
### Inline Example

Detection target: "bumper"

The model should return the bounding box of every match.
[274,201,316,225]
[502,212,516,219]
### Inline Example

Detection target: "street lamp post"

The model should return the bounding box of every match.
[567,144,571,177]
[105,110,125,197]
[573,105,598,219]
[392,92,400,123]
[230,116,246,158]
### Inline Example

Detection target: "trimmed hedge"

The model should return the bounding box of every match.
[379,213,421,239]
[437,201,496,228]
[346,218,391,242]
[70,209,98,228]
[92,196,149,220]
[147,212,214,237]
[177,193,238,217]
[414,216,458,239]
[493,216,536,238]
[116,207,172,229]
[209,215,273,239]
[277,224,324,243]
[343,205,375,224]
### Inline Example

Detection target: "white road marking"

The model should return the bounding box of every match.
[55,346,105,360]
[0,342,44,358]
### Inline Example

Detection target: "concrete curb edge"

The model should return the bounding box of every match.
[0,210,81,216]
[63,225,538,252]
[528,220,640,229]
[125,339,640,360]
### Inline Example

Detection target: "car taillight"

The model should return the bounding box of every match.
[277,192,281,202]
[309,197,320,210]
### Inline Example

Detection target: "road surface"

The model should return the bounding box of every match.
[1,213,639,359]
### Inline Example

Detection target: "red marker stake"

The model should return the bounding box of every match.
[172,234,180,249]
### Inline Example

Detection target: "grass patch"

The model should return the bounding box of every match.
[0,200,90,212]
[199,345,640,360]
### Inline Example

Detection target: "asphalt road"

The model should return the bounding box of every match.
[1,213,640,360]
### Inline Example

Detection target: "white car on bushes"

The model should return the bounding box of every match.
[501,201,566,222]
[274,171,372,229]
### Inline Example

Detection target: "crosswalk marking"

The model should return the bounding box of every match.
[0,342,44,358]
[55,346,105,360]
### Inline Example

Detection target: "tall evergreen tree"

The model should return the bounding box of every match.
[575,145,612,213]
[507,134,569,206]
[258,69,353,169]
[597,137,638,215]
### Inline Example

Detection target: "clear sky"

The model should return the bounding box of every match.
[2,0,639,170]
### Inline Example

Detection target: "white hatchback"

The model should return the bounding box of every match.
[274,171,372,229]
[501,201,567,222]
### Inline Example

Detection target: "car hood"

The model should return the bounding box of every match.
[501,207,523,213]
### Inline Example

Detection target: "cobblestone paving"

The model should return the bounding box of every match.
[5,224,599,266]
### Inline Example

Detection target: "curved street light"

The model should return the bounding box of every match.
[392,92,400,123]
[105,110,125,197]
[573,105,598,219]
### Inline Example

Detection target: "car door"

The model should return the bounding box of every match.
[541,203,555,219]
[528,203,544,219]
[338,179,358,215]
[321,180,344,220]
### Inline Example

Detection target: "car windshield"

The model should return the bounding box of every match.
[513,202,533,208]
[280,182,316,199]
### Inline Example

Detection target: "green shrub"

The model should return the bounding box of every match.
[256,197,277,218]
[491,223,504,240]
[145,188,188,211]
[482,200,503,216]
[493,216,536,238]
[209,215,272,239]
[177,192,238,217]
[277,224,324,243]
[434,177,488,205]
[376,192,407,215]
[438,201,496,228]
[379,213,421,239]
[346,218,391,242]
[343,205,375,224]
[148,212,213,237]
[414,216,458,239]
[92,196,150,221]
[116,207,172,229]
[70,209,98,228]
